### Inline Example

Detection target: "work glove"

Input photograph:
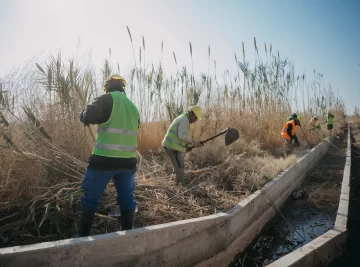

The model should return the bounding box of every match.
[193,140,203,148]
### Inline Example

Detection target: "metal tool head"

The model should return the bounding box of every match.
[108,206,121,217]
[108,206,138,217]
[224,128,240,146]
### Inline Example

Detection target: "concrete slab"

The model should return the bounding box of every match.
[0,213,230,267]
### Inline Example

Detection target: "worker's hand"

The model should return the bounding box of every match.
[80,111,89,126]
[193,140,203,148]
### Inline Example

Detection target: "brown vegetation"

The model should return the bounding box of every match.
[0,29,346,247]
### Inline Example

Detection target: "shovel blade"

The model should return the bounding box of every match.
[108,206,139,217]
[108,206,121,217]
[225,128,240,146]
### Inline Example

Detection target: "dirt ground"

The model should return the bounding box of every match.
[230,133,347,267]
[328,127,360,266]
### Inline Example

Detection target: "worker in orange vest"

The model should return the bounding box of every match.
[281,118,301,148]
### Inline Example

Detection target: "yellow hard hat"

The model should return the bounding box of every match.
[103,74,126,94]
[189,105,202,120]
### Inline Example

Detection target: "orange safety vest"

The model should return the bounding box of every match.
[281,120,296,140]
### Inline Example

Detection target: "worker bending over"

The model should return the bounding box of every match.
[162,106,203,185]
[281,118,301,149]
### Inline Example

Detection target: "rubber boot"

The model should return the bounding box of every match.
[79,206,95,237]
[120,208,135,230]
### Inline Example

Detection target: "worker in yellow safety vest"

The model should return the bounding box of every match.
[79,75,140,236]
[325,111,335,132]
[162,106,203,185]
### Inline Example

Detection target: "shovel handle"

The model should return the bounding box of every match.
[186,128,228,152]
[186,144,201,152]
[87,125,96,141]
[200,129,228,143]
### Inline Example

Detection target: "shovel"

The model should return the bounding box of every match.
[187,127,240,152]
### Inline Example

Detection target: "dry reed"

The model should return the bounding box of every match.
[0,29,347,247]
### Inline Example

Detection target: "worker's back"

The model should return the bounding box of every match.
[93,91,140,159]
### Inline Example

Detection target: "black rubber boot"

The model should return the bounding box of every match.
[79,206,95,237]
[120,208,135,230]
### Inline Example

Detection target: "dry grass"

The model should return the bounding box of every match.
[0,95,344,248]
[350,114,360,130]
[308,186,340,208]
[0,33,348,247]
[137,120,167,154]
[0,114,300,247]
[0,104,344,248]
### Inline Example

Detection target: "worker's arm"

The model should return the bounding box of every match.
[177,118,195,144]
[80,94,112,125]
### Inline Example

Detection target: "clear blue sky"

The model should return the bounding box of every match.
[0,0,359,113]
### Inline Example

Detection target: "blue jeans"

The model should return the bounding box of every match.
[81,168,136,211]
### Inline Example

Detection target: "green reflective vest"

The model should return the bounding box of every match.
[92,92,139,158]
[326,114,334,125]
[162,113,189,152]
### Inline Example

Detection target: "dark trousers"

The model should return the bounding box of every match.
[164,147,185,185]
[284,135,300,148]
[81,168,136,211]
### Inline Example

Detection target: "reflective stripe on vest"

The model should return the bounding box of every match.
[94,143,137,152]
[97,127,137,136]
[92,91,139,158]
[164,135,184,147]
[281,120,296,140]
[162,113,189,152]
